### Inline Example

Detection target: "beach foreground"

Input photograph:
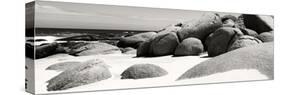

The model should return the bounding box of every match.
[33,53,268,94]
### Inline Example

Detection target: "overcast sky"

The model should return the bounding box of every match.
[33,1,239,31]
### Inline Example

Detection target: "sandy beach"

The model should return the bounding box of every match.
[33,53,268,94]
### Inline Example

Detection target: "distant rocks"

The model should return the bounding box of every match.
[242,14,274,34]
[72,42,121,56]
[177,42,273,80]
[174,37,204,56]
[47,59,111,91]
[206,27,243,57]
[228,35,262,51]
[177,13,222,41]
[257,32,274,42]
[35,42,59,59]
[117,32,157,48]
[121,64,168,79]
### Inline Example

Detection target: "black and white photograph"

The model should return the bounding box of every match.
[25,0,274,94]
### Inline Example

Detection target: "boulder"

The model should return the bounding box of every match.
[206,27,243,57]
[149,32,179,56]
[177,42,273,80]
[137,40,152,57]
[117,32,157,48]
[70,42,122,56]
[177,13,222,41]
[228,35,262,51]
[46,61,81,71]
[121,64,168,79]
[257,32,274,42]
[242,14,274,34]
[47,59,111,91]
[174,37,204,56]
[240,28,258,37]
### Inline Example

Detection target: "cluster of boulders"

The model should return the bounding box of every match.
[117,13,273,57]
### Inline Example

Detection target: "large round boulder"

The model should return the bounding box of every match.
[177,42,273,80]
[117,32,157,48]
[257,32,274,42]
[177,13,222,41]
[47,59,111,91]
[149,32,180,56]
[206,27,243,57]
[174,37,204,56]
[242,14,274,34]
[228,35,262,51]
[121,64,168,79]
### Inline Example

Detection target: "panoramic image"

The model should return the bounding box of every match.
[26,1,274,94]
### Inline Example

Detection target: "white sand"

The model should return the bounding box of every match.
[34,53,268,94]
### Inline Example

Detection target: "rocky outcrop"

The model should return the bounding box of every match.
[121,64,168,79]
[174,37,204,56]
[47,59,111,91]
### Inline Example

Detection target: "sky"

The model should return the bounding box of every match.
[32,1,240,31]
